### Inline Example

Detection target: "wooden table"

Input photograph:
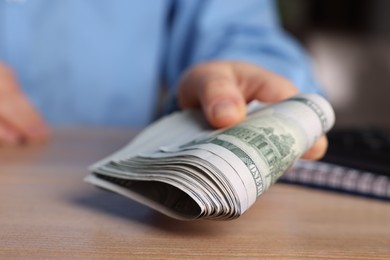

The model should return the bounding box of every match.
[1,129,389,259]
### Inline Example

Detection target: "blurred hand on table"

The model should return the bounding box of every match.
[0,63,50,145]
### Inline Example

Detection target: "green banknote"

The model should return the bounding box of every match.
[85,94,335,220]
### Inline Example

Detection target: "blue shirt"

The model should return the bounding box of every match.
[0,0,319,127]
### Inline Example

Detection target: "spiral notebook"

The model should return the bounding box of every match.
[280,160,390,200]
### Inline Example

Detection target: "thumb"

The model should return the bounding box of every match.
[178,63,246,128]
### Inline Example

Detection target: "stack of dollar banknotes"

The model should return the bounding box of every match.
[85,94,335,220]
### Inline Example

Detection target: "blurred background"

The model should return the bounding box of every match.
[278,0,390,129]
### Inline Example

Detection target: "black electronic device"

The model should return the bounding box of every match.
[322,128,390,176]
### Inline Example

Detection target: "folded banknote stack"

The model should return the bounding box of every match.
[85,94,335,220]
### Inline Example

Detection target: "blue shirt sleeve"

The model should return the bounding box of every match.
[0,0,320,126]
[165,0,321,96]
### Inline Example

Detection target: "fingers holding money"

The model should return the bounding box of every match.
[178,61,329,160]
[0,63,50,145]
[178,61,299,127]
[178,62,246,128]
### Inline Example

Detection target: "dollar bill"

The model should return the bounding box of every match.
[85,94,335,220]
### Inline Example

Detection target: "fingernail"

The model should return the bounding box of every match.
[212,99,239,121]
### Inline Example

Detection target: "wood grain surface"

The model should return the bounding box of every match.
[1,129,389,259]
